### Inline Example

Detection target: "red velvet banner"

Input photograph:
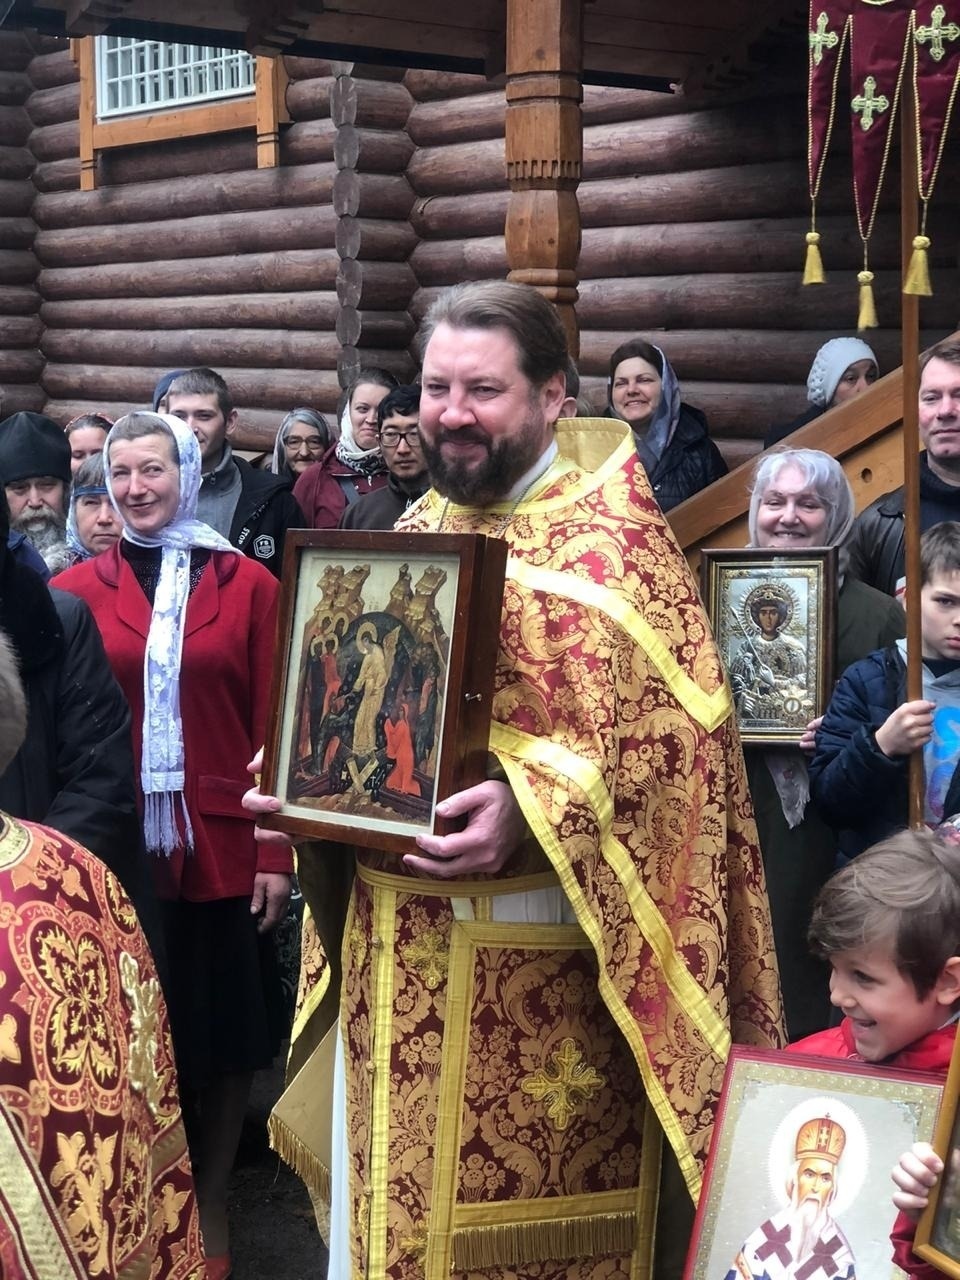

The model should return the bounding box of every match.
[808,1,852,197]
[913,0,960,197]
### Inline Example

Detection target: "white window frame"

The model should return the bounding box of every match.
[94,37,255,120]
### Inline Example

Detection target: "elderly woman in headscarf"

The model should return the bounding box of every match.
[64,452,123,564]
[606,338,727,511]
[53,411,290,1279]
[293,368,398,527]
[270,407,333,485]
[765,337,879,448]
[743,447,905,1041]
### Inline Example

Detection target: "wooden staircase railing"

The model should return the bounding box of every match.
[666,334,960,574]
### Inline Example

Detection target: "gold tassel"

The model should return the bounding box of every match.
[904,234,933,296]
[803,230,826,284]
[857,269,878,330]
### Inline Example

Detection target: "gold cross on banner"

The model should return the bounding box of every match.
[852,76,890,130]
[809,11,840,65]
[916,4,960,61]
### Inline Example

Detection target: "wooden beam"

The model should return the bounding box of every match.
[75,36,95,191]
[504,0,583,353]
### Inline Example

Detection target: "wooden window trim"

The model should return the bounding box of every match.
[71,38,289,191]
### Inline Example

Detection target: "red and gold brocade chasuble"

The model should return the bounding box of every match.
[0,816,204,1280]
[276,421,783,1279]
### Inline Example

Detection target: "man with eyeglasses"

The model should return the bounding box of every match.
[339,384,429,529]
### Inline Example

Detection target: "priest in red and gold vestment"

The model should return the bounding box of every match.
[262,281,784,1280]
[0,630,205,1279]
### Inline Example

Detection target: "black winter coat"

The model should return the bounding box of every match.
[230,456,305,580]
[643,404,728,513]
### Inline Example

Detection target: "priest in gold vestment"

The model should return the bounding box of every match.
[0,629,205,1280]
[260,281,784,1279]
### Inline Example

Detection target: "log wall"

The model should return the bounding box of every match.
[404,67,956,468]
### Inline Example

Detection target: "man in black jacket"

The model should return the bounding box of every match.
[0,491,152,924]
[164,367,304,579]
[848,339,960,596]
[339,385,429,530]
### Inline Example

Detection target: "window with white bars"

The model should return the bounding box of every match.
[94,38,255,119]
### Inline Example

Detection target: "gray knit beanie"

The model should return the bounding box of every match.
[806,338,878,408]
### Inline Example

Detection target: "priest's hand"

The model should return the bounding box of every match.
[243,748,294,847]
[405,780,527,878]
[892,1141,942,1222]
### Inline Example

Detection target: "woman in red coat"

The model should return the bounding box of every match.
[54,411,291,1279]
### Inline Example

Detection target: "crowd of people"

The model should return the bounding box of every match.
[0,295,956,1279]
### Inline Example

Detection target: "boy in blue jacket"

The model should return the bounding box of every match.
[809,522,960,858]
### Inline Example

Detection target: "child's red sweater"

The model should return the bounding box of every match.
[790,1017,955,1280]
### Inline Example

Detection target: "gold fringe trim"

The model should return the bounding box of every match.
[904,234,933,296]
[267,1109,331,1206]
[451,1210,638,1271]
[857,268,878,330]
[803,230,826,284]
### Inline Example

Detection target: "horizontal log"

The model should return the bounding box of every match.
[0,35,33,74]
[0,313,41,347]
[402,69,495,102]
[0,285,39,316]
[39,248,340,299]
[0,145,33,181]
[39,399,339,447]
[0,216,34,250]
[330,76,412,131]
[101,133,255,186]
[35,205,337,268]
[25,50,76,91]
[407,92,504,147]
[0,72,31,108]
[284,73,334,122]
[410,234,508,285]
[577,327,942,384]
[279,118,337,166]
[41,327,342,371]
[335,307,416,347]
[30,157,79,193]
[575,376,806,438]
[0,178,34,217]
[332,169,416,219]
[0,248,38,283]
[335,216,418,263]
[575,270,959,332]
[27,120,77,164]
[0,347,43,380]
[41,291,340,331]
[334,125,415,174]
[406,138,506,196]
[41,364,343,414]
[283,56,336,82]
[0,384,44,414]
[580,84,708,126]
[35,160,336,229]
[0,107,29,148]
[24,81,78,129]
[338,346,416,388]
[717,439,762,473]
[410,190,508,239]
[336,259,418,310]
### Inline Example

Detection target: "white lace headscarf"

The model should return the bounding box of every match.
[105,412,236,856]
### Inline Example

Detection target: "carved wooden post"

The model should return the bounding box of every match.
[504,0,583,354]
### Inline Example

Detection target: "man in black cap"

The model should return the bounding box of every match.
[0,411,72,573]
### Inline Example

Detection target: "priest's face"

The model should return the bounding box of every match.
[419,322,565,506]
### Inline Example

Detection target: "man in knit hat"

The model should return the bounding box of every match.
[0,410,72,573]
[848,339,960,597]
[765,337,878,448]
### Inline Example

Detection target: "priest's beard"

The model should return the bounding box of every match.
[419,403,548,507]
[12,506,70,573]
[789,1193,834,1263]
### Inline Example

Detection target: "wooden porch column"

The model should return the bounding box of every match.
[504,0,583,354]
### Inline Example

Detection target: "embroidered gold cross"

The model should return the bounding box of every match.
[809,12,839,65]
[916,4,960,61]
[852,76,889,130]
[520,1038,604,1130]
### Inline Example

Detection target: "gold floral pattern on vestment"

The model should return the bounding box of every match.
[520,1038,604,1130]
[400,927,448,990]
[119,951,165,1119]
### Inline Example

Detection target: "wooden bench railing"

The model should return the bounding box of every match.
[667,331,960,574]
